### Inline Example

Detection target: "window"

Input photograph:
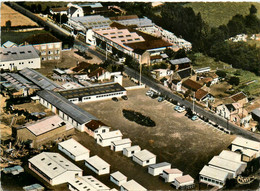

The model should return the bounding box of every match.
[41,158,45,161]
[118,35,124,38]
[20,51,25,54]
[102,129,106,133]
[135,38,140,40]
[111,36,116,39]
[48,163,52,166]
[146,160,149,163]
[53,167,57,170]
[127,39,133,42]
[41,45,46,49]
[126,35,131,37]
[48,44,53,49]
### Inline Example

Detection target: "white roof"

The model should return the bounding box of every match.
[26,115,66,136]
[28,152,82,179]
[175,175,194,184]
[199,165,229,182]
[112,138,131,146]
[219,150,242,163]
[209,156,243,172]
[110,171,127,181]
[58,138,90,157]
[124,145,141,152]
[85,155,110,170]
[133,149,156,161]
[121,180,146,191]
[232,137,260,151]
[68,176,110,191]
[242,149,257,157]
[98,130,122,140]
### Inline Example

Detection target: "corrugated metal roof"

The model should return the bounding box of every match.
[199,165,228,182]
[37,90,97,124]
[115,17,154,27]
[69,15,111,29]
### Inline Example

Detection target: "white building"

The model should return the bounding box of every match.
[199,165,229,188]
[28,152,83,186]
[132,149,156,167]
[172,175,194,189]
[160,168,183,182]
[123,146,141,157]
[58,138,90,161]
[85,155,110,175]
[120,180,147,191]
[111,138,132,152]
[208,156,247,179]
[0,46,41,71]
[219,150,242,163]
[152,69,173,78]
[93,126,110,139]
[68,175,110,191]
[96,130,123,147]
[110,171,127,186]
[67,3,84,18]
[148,162,171,176]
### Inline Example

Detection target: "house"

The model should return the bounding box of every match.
[208,156,247,178]
[169,57,191,71]
[123,145,141,157]
[28,152,83,186]
[36,90,98,132]
[229,92,248,106]
[88,67,111,81]
[199,165,229,188]
[160,168,183,182]
[58,82,127,104]
[110,171,127,186]
[2,41,17,48]
[173,67,196,82]
[24,33,62,62]
[67,3,84,18]
[14,115,74,148]
[172,175,194,190]
[84,155,110,175]
[219,150,242,163]
[216,103,239,120]
[148,162,171,176]
[231,136,260,161]
[96,130,123,147]
[84,120,109,138]
[120,180,147,191]
[111,138,132,152]
[152,69,173,78]
[0,46,41,71]
[195,88,214,103]
[58,138,90,161]
[182,79,203,92]
[68,175,110,191]
[132,149,156,166]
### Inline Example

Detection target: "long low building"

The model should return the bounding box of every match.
[28,152,83,186]
[58,138,90,161]
[132,149,156,166]
[120,180,146,191]
[58,82,126,104]
[37,90,98,132]
[148,162,171,176]
[96,130,123,147]
[85,155,110,175]
[111,138,132,152]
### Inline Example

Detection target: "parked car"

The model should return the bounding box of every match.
[191,115,198,121]
[174,105,180,111]
[112,97,118,102]
[122,95,128,100]
[177,107,185,113]
[146,90,153,96]
[158,97,165,102]
[150,93,158,99]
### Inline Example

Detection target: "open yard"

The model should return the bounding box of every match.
[76,87,235,189]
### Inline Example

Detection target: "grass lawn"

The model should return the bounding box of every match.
[184,2,260,27]
[1,30,48,45]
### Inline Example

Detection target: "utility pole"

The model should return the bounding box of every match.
[139,63,142,85]
[193,92,195,114]
[105,43,107,60]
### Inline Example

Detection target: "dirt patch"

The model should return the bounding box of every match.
[210,81,232,98]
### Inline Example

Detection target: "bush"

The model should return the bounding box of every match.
[122,109,156,127]
[229,76,240,86]
[216,70,227,78]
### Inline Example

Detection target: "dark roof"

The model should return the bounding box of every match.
[150,55,162,60]
[88,67,107,78]
[182,79,202,91]
[72,62,92,73]
[51,7,69,12]
[230,92,247,102]
[68,6,78,15]
[110,15,138,21]
[24,33,61,44]
[59,82,126,99]
[85,120,107,131]
[226,104,236,112]
[177,67,194,79]
[252,108,260,118]
[37,90,97,124]
[195,89,209,100]
[169,57,191,65]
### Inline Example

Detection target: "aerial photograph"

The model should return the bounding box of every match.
[0,1,260,190]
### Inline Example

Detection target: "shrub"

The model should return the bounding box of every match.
[122,109,156,127]
[229,76,240,86]
[216,70,227,78]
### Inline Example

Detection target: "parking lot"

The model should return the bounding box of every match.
[77,88,235,187]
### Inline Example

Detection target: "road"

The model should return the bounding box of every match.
[9,2,260,142]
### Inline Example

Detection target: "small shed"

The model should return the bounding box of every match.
[132,149,156,166]
[97,130,123,147]
[110,171,127,186]
[161,168,183,182]
[120,180,147,191]
[85,155,110,175]
[172,175,194,189]
[148,162,171,176]
[23,183,45,191]
[111,138,132,152]
[123,145,141,157]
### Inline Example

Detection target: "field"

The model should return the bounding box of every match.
[1,3,38,27]
[184,2,260,27]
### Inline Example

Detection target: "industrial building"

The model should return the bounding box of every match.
[28,152,83,186]
[96,130,123,147]
[148,162,171,176]
[132,149,156,166]
[123,145,141,157]
[160,168,183,183]
[111,138,132,152]
[0,45,41,71]
[58,138,90,161]
[37,90,98,132]
[85,155,110,175]
[120,180,147,191]
[110,171,127,186]
[58,82,126,104]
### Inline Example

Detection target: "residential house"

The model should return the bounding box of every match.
[67,3,84,18]
[132,149,156,166]
[169,57,191,71]
[229,92,248,106]
[195,88,214,103]
[110,171,127,186]
[148,162,171,176]
[123,145,141,157]
[85,155,110,175]
[160,168,183,182]
[88,67,111,81]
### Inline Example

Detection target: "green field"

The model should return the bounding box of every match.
[1,30,48,45]
[184,2,260,27]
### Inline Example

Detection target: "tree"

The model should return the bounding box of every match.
[249,5,257,15]
[37,4,42,13]
[5,20,11,31]
[61,14,68,24]
[30,4,37,13]
[43,6,50,15]
[229,76,240,86]
[216,70,227,78]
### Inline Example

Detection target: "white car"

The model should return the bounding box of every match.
[177,107,185,113]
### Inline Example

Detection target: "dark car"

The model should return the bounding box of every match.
[122,95,128,100]
[112,97,119,102]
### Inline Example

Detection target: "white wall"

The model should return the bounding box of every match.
[94,126,110,139]
[172,179,194,189]
[85,161,110,175]
[86,29,96,45]
[132,156,156,167]
[148,164,171,176]
[161,172,183,182]
[110,176,127,186]
[111,143,131,152]
[123,148,141,157]
[97,136,122,147]
[58,145,89,161]
[199,176,225,188]
[52,170,82,185]
[0,57,41,71]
